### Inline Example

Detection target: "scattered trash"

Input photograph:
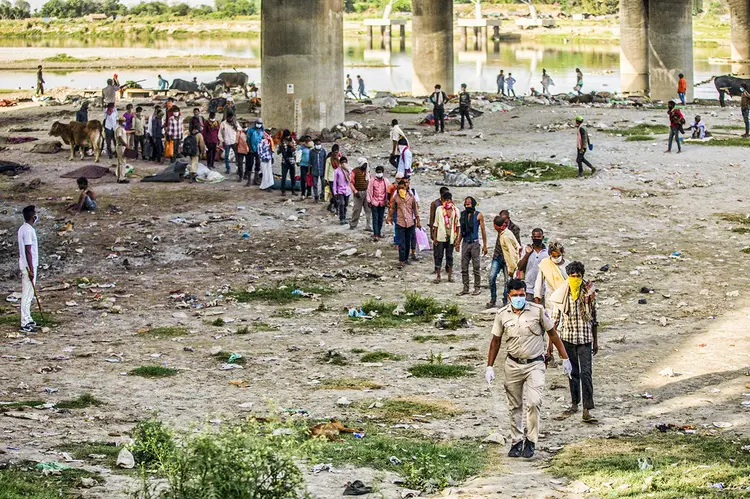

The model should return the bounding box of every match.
[80,477,97,488]
[713,422,733,428]
[335,397,351,406]
[5,292,21,303]
[482,432,506,445]
[640,287,653,294]
[599,264,610,272]
[116,448,135,469]
[726,290,740,297]
[227,353,242,364]
[641,393,653,399]
[654,423,696,434]
[658,367,677,377]
[338,248,358,257]
[389,456,402,465]
[637,457,652,470]
[35,462,70,472]
[638,299,647,304]
[343,480,373,496]
[311,463,338,474]
[348,307,367,318]
[710,483,724,490]
[291,289,304,296]
[228,379,249,388]
[220,363,244,370]
[670,251,682,258]
[353,432,366,439]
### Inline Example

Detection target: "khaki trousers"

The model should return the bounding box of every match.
[116,146,126,180]
[503,356,545,445]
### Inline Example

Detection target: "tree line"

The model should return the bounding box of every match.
[0,0,259,19]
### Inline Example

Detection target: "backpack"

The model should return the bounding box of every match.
[182,135,197,157]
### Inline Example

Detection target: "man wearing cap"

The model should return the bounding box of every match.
[575,116,595,178]
[114,116,129,184]
[349,157,372,232]
[458,83,473,130]
[248,118,265,185]
[486,278,572,459]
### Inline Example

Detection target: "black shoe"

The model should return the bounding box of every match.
[508,440,523,458]
[343,480,372,496]
[521,439,535,458]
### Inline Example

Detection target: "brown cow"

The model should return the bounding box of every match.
[49,120,103,162]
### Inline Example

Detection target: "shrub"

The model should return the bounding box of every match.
[131,418,176,467]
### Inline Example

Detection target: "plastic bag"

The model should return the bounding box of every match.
[306,172,313,187]
[588,143,594,151]
[415,228,431,252]
[324,185,332,202]
[164,139,174,158]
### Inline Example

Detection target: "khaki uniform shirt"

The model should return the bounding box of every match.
[491,303,553,359]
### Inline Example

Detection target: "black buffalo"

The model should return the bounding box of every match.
[217,72,249,98]
[714,75,750,107]
[169,78,200,93]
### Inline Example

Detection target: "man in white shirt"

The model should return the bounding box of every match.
[389,119,407,170]
[18,205,39,333]
[103,102,118,160]
[396,138,412,179]
[518,228,549,300]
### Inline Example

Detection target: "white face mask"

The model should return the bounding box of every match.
[256,124,262,128]
[551,255,562,264]
[375,173,383,179]
[315,145,321,150]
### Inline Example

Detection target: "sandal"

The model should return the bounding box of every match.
[343,480,373,496]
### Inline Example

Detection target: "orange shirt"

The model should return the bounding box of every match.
[677,78,687,93]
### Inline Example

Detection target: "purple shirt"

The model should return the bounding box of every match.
[333,167,352,196]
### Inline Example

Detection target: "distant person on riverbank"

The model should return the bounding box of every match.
[506,73,516,97]
[574,68,583,95]
[430,84,448,134]
[158,75,168,91]
[115,116,129,184]
[459,83,473,131]
[677,73,687,105]
[166,106,183,160]
[666,100,684,153]
[203,112,220,169]
[496,70,505,96]
[151,110,164,163]
[357,75,369,99]
[345,74,358,100]
[35,65,44,96]
[103,102,118,160]
[133,107,145,160]
[541,69,554,96]
[102,79,118,107]
[389,119,407,169]
[76,101,88,123]
[741,84,750,137]
[575,116,595,177]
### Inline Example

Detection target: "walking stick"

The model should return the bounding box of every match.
[26,268,45,325]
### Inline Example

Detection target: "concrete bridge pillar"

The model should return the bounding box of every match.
[261,0,344,133]
[411,0,454,96]
[619,0,648,95]
[728,0,750,75]
[648,0,693,102]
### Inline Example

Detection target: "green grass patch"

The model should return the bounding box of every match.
[140,326,187,338]
[236,325,251,334]
[742,247,750,254]
[732,227,750,234]
[0,312,56,326]
[549,432,750,498]
[0,400,45,410]
[57,441,120,467]
[210,318,225,327]
[360,351,404,363]
[319,378,383,390]
[0,465,102,498]
[232,280,334,304]
[314,432,486,492]
[389,105,427,114]
[413,334,462,343]
[362,397,463,421]
[604,123,670,136]
[56,393,104,410]
[493,161,586,182]
[714,124,745,130]
[321,350,348,366]
[212,351,246,366]
[351,348,367,354]
[625,134,657,142]
[408,363,474,379]
[129,365,178,378]
[690,138,750,147]
[249,322,279,332]
[353,293,465,330]
[718,213,750,225]
[43,52,84,62]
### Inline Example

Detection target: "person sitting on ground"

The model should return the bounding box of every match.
[687,115,709,139]
[67,177,97,213]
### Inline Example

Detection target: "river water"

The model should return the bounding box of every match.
[0,36,728,99]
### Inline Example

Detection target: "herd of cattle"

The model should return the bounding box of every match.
[169,71,253,98]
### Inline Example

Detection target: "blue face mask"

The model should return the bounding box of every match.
[510,296,526,310]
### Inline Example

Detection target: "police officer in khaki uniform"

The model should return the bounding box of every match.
[485,278,573,458]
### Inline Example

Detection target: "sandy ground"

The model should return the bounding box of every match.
[1,95,750,498]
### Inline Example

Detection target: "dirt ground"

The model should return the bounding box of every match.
[1,95,750,498]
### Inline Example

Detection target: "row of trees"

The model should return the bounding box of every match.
[0,0,260,19]
[0,0,31,19]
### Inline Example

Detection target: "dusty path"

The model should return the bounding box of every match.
[1,97,749,498]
